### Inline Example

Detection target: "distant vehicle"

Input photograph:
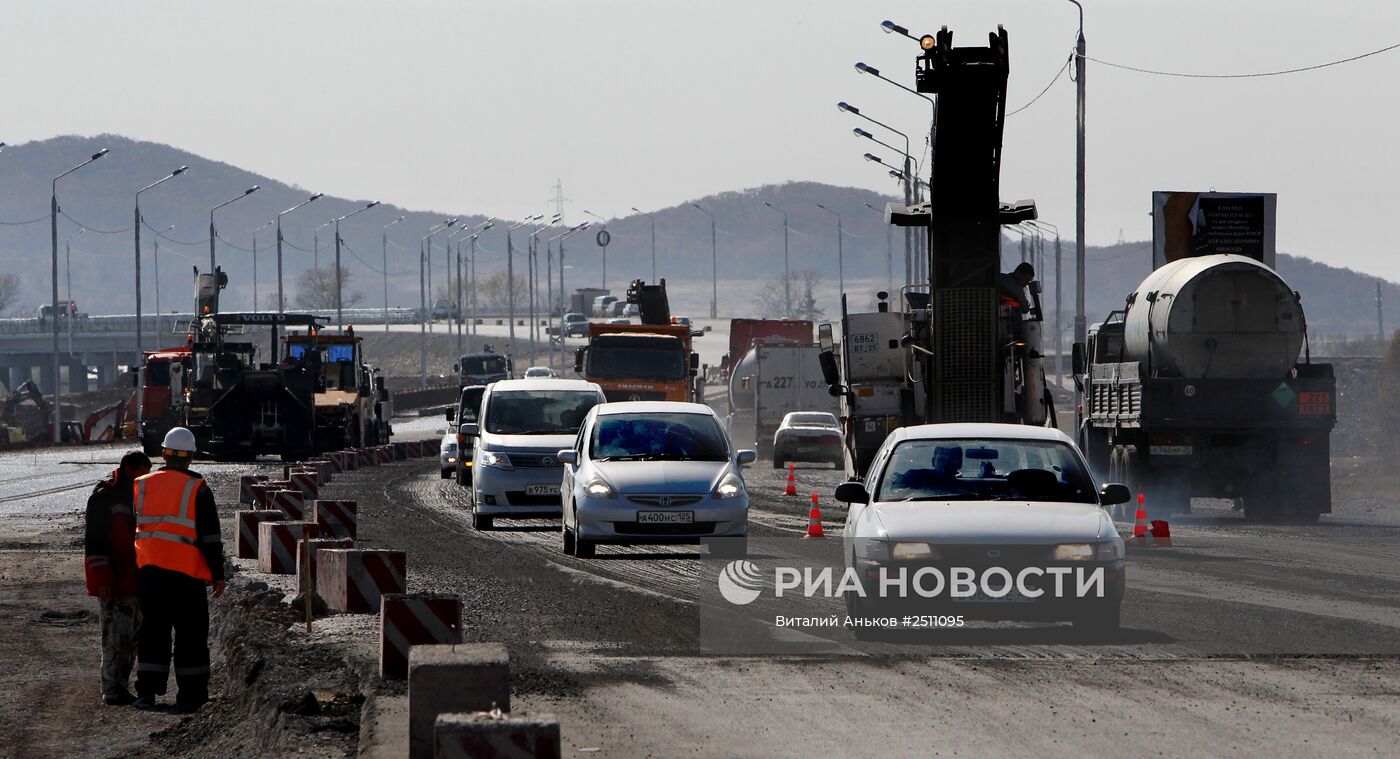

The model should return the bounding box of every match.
[438,427,458,479]
[609,301,629,318]
[729,340,837,460]
[671,316,692,327]
[431,299,460,320]
[558,401,756,558]
[592,295,619,317]
[834,423,1130,641]
[462,378,606,530]
[772,411,844,469]
[37,301,82,322]
[523,366,555,378]
[136,346,193,455]
[448,385,486,485]
[563,312,590,338]
[455,351,513,387]
[606,318,631,325]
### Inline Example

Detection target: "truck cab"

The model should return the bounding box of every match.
[576,323,698,402]
[283,328,384,449]
[456,352,513,387]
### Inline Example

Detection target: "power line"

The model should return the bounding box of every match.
[59,211,134,234]
[1082,41,1400,79]
[0,213,50,226]
[1008,53,1073,116]
[142,219,209,246]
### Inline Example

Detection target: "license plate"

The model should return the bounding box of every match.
[525,485,559,496]
[1149,445,1192,456]
[955,587,1035,603]
[637,511,694,524]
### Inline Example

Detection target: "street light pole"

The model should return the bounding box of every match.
[275,193,323,319]
[1067,0,1088,414]
[331,201,381,329]
[507,216,540,362]
[552,222,590,372]
[250,219,273,311]
[530,215,562,347]
[840,102,914,288]
[582,210,609,289]
[689,204,717,319]
[50,148,109,443]
[865,202,893,294]
[211,185,261,286]
[135,166,188,361]
[382,216,405,332]
[465,220,494,341]
[762,202,791,316]
[631,207,656,282]
[420,219,458,388]
[816,204,844,304]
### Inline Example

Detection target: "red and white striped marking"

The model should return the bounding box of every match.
[256,521,319,575]
[270,489,306,520]
[296,537,355,589]
[249,483,276,510]
[307,459,334,485]
[378,593,462,679]
[316,549,406,613]
[376,445,394,464]
[338,450,357,472]
[392,442,409,460]
[289,470,319,499]
[235,510,286,560]
[239,475,269,505]
[313,499,358,539]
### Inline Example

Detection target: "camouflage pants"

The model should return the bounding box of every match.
[99,598,140,698]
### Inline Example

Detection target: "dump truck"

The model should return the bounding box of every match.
[575,279,700,402]
[455,348,513,387]
[136,346,193,455]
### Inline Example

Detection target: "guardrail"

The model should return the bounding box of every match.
[0,307,421,336]
[392,385,459,411]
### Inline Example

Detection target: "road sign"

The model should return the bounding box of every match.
[596,229,611,247]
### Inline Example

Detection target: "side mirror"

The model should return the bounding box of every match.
[556,449,578,466]
[818,350,841,386]
[1072,342,1087,376]
[132,371,141,388]
[445,408,456,422]
[574,348,586,374]
[736,449,757,466]
[834,482,870,504]
[690,353,700,370]
[818,322,834,352]
[461,422,480,437]
[452,362,460,373]
[1099,483,1131,506]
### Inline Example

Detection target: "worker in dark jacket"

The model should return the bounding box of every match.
[84,450,152,705]
[132,427,225,713]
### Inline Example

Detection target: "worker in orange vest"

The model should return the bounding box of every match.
[131,427,225,713]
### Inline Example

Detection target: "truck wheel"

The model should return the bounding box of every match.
[456,466,471,486]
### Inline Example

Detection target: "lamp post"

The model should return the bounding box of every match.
[507,216,540,361]
[332,201,380,329]
[467,220,494,340]
[420,218,458,388]
[582,210,609,288]
[865,202,893,294]
[153,224,174,329]
[761,202,791,316]
[382,215,405,332]
[631,207,656,282]
[815,204,844,304]
[134,165,188,360]
[211,185,260,283]
[50,147,108,443]
[689,203,717,319]
[840,101,915,287]
[553,222,590,371]
[314,219,333,270]
[1067,0,1088,413]
[276,193,323,319]
[530,215,561,346]
[251,219,274,311]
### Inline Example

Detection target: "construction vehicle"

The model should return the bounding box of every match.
[0,380,84,444]
[136,346,193,455]
[455,347,513,387]
[1075,227,1335,522]
[720,318,813,381]
[282,325,392,450]
[727,339,838,460]
[817,26,1049,475]
[575,279,701,402]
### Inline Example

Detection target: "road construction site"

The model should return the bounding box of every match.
[2,404,1398,758]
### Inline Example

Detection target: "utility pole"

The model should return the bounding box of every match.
[456,242,464,355]
[1070,0,1088,418]
[1378,280,1385,342]
[1055,234,1063,383]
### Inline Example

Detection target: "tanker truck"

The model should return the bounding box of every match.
[1073,253,1335,523]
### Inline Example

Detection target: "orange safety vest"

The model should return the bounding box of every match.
[132,470,212,581]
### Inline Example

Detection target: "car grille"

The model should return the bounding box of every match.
[934,545,1052,567]
[603,389,669,402]
[505,491,562,506]
[612,521,716,536]
[627,495,704,507]
[510,453,565,469]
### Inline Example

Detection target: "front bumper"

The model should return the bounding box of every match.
[473,463,565,516]
[574,493,749,544]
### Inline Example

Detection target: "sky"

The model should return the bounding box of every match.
[4,0,1399,278]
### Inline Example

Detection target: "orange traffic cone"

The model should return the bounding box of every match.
[803,493,826,540]
[783,464,798,496]
[1129,494,1149,545]
[1150,519,1173,547]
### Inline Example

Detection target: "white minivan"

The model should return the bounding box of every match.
[461,378,606,530]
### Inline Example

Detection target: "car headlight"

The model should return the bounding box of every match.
[583,479,615,499]
[477,450,512,470]
[1054,543,1121,561]
[891,541,936,560]
[712,472,745,500]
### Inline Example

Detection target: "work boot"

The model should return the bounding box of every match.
[173,698,206,715]
[103,688,136,706]
[132,694,159,710]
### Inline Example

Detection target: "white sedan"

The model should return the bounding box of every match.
[558,402,756,558]
[438,427,458,479]
[834,423,1131,640]
[772,411,844,469]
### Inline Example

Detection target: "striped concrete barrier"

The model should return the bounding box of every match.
[379,593,463,679]
[296,537,356,589]
[338,450,357,472]
[377,445,394,465]
[313,500,358,539]
[257,521,319,575]
[289,470,319,500]
[317,549,407,613]
[393,442,409,460]
[239,475,269,505]
[434,713,560,759]
[270,489,306,520]
[307,459,334,485]
[409,643,510,759]
[234,510,286,560]
[249,483,276,510]
[357,448,376,467]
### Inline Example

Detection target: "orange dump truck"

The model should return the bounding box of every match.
[575,321,699,402]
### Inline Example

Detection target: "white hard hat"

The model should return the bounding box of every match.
[161,427,197,455]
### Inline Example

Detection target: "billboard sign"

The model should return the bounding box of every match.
[1152,191,1277,269]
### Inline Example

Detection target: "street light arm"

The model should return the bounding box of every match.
[137,165,190,196]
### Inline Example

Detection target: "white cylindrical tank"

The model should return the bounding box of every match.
[1121,254,1305,379]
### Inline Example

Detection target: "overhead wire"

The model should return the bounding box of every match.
[1082,40,1400,80]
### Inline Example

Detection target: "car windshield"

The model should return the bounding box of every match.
[484,390,600,435]
[458,388,484,423]
[591,412,729,462]
[788,413,837,427]
[586,336,687,380]
[877,438,1097,504]
[462,355,508,375]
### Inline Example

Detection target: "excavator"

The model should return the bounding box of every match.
[0,380,85,445]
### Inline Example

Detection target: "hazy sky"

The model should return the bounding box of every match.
[5,1,1399,277]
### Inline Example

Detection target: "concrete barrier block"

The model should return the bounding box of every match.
[296,537,356,589]
[317,548,406,613]
[234,510,285,559]
[380,593,463,679]
[238,474,268,505]
[377,445,394,464]
[313,499,358,539]
[409,643,510,759]
[289,470,319,499]
[393,441,409,460]
[340,450,358,472]
[257,521,319,575]
[249,483,276,510]
[270,489,305,520]
[434,712,560,759]
[307,459,334,485]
